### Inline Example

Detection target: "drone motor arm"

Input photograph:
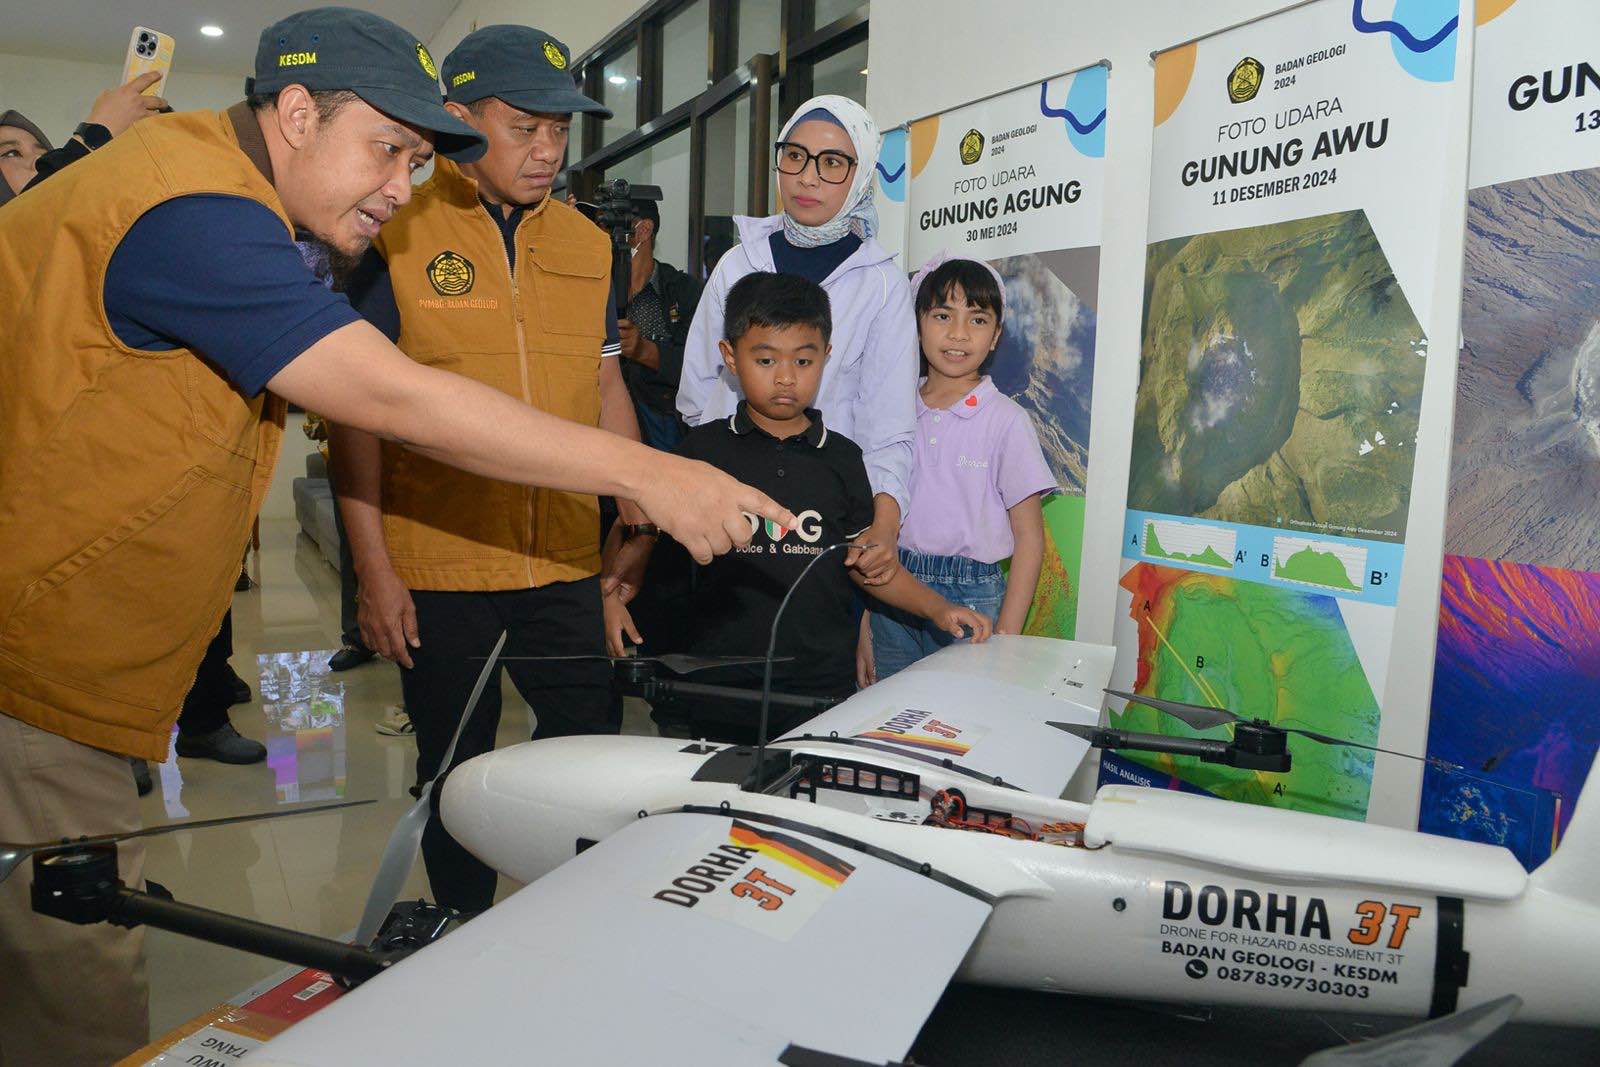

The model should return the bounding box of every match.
[32,845,403,986]
[622,674,840,714]
[1050,721,1292,773]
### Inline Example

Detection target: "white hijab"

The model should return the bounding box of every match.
[777,94,880,248]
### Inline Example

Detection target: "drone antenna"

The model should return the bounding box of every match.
[749,541,856,792]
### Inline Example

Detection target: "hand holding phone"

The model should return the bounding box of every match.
[122,27,174,98]
[86,73,168,138]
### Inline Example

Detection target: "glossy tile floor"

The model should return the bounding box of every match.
[139,417,651,1037]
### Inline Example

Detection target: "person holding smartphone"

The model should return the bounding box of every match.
[0,72,169,206]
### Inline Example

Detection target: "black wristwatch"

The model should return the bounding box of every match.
[74,122,112,150]
[621,523,661,542]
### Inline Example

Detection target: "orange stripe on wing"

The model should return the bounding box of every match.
[728,823,854,888]
[858,730,971,755]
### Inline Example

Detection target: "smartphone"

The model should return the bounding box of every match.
[122,26,175,96]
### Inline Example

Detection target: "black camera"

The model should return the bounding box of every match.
[587,178,662,316]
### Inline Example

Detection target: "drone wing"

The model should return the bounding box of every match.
[244,810,992,1066]
[781,634,1115,796]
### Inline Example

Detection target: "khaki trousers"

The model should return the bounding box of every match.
[0,713,148,1066]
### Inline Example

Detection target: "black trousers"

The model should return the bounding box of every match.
[402,578,620,913]
[178,610,234,737]
[331,487,361,647]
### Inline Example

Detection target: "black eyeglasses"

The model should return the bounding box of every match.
[774,141,857,184]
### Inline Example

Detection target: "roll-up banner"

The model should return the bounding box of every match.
[1103,0,1467,820]
[1417,0,1600,869]
[904,63,1108,639]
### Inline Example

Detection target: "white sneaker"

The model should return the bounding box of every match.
[375,705,413,736]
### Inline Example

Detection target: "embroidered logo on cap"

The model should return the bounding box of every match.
[427,250,475,296]
[417,43,438,79]
[543,41,568,69]
[451,71,476,87]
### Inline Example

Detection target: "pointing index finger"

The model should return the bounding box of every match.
[741,489,796,531]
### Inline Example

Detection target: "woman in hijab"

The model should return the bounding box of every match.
[677,94,916,583]
[0,111,52,206]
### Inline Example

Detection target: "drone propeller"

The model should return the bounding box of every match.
[1104,688,1460,770]
[1298,994,1521,1066]
[1104,688,1240,731]
[0,798,375,886]
[357,629,507,944]
[480,653,792,674]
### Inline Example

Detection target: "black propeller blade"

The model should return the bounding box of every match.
[483,653,793,674]
[1298,993,1521,1065]
[0,798,375,885]
[1104,687,1240,731]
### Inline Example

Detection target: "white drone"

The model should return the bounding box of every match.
[207,633,1595,1065]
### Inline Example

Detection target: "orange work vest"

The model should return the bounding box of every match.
[0,106,288,759]
[374,157,611,590]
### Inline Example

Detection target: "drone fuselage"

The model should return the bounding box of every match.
[441,734,1600,1028]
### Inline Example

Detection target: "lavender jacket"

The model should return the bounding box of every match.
[676,213,917,512]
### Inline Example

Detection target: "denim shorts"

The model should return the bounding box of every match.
[870,548,1005,682]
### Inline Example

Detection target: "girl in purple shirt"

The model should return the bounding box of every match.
[866,254,1058,682]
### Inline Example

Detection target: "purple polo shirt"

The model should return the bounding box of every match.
[899,377,1058,563]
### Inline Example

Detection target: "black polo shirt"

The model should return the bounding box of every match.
[676,404,875,698]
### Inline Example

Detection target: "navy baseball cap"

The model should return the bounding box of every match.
[442,25,612,118]
[247,7,486,161]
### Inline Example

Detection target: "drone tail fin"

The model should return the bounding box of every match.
[1527,749,1600,903]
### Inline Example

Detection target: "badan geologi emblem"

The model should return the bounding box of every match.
[959,128,985,165]
[1228,57,1264,103]
[428,250,475,296]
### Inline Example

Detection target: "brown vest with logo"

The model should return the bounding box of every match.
[0,107,288,759]
[374,157,610,590]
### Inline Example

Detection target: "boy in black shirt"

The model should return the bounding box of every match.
[604,272,990,741]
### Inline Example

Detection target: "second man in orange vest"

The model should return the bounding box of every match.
[330,25,644,914]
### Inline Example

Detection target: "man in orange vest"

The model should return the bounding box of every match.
[0,9,791,1063]
[329,24,656,914]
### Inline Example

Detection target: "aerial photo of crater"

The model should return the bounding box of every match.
[1443,167,1600,571]
[1128,211,1426,542]
[988,249,1098,494]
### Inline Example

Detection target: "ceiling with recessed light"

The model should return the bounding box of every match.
[1,1,461,74]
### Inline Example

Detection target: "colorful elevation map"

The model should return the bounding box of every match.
[1144,521,1230,569]
[1420,555,1600,868]
[1115,562,1381,819]
[1129,211,1426,542]
[1022,495,1084,639]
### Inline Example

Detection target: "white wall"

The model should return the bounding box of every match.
[428,0,650,61]
[0,52,243,147]
[866,0,1474,827]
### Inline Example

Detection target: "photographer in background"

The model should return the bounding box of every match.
[616,196,701,451]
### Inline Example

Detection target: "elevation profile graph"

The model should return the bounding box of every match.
[1141,518,1236,571]
[1271,536,1366,593]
